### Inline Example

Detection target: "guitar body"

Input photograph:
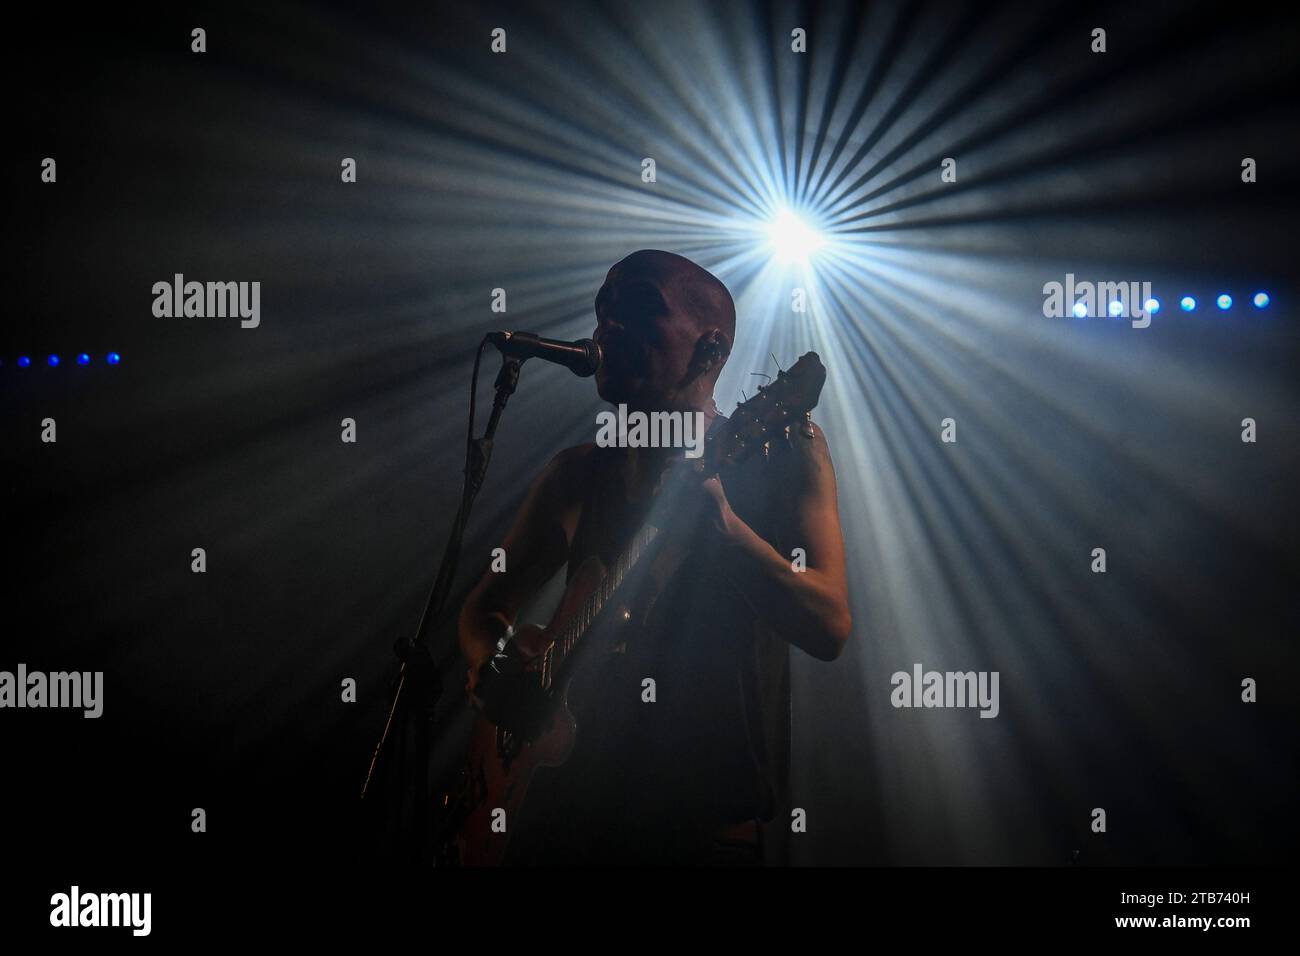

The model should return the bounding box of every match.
[454,556,606,867]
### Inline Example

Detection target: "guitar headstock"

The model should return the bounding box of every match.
[711,351,827,468]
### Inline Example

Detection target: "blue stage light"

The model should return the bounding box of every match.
[1253,292,1270,308]
[48,354,60,367]
[107,352,121,365]
[1216,294,1232,310]
[1072,301,1087,318]
[1144,298,1160,314]
[18,355,31,367]
[1180,296,1196,312]
[77,353,90,365]
[1108,301,1124,317]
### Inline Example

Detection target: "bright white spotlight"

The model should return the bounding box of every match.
[767,208,825,264]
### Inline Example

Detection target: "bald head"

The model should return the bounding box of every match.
[613,249,735,345]
[593,250,737,409]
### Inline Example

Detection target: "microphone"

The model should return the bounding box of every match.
[486,331,602,377]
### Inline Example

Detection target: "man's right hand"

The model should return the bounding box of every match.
[464,643,494,711]
[456,446,584,715]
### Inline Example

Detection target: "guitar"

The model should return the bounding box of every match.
[438,351,827,866]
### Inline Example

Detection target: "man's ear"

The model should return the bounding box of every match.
[694,328,731,372]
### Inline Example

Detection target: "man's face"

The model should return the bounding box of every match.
[592,263,700,409]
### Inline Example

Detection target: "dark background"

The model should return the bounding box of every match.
[2,0,1298,884]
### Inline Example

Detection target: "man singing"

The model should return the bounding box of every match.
[458,249,850,865]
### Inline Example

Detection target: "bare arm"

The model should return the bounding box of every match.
[457,448,581,698]
[705,422,852,661]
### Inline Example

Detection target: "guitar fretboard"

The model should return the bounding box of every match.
[539,520,659,692]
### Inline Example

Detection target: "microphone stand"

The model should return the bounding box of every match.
[360,346,523,865]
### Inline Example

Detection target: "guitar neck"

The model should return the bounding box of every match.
[541,518,660,692]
